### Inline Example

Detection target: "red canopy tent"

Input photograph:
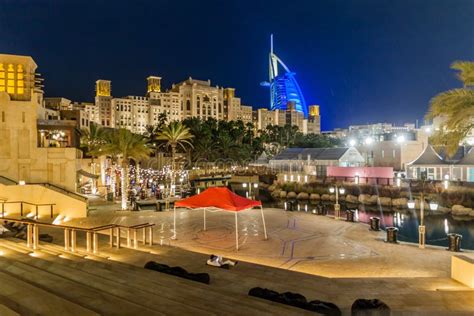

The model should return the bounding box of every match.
[174,187,268,250]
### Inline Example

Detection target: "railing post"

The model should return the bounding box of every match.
[148,226,153,246]
[71,230,76,252]
[142,227,146,245]
[116,227,120,249]
[2,203,4,217]
[86,231,92,253]
[133,229,138,249]
[64,228,70,251]
[109,227,113,247]
[35,205,38,219]
[33,225,39,250]
[93,232,98,254]
[20,202,23,216]
[27,224,33,248]
[50,205,54,218]
[127,228,131,247]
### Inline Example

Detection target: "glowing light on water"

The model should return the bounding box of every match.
[444,219,449,234]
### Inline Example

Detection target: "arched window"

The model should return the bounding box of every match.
[186,100,191,111]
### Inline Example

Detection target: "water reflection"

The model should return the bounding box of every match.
[265,199,474,250]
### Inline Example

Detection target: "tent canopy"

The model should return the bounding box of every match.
[175,187,261,211]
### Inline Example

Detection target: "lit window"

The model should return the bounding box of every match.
[17,87,24,94]
[7,86,14,94]
[7,80,14,86]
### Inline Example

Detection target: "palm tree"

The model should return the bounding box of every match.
[101,129,151,210]
[80,123,107,193]
[157,122,194,190]
[426,61,474,156]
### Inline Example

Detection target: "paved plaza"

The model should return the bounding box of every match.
[44,201,473,314]
[79,203,470,279]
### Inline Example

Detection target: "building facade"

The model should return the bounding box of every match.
[0,54,81,192]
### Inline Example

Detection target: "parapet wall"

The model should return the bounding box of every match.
[0,183,87,219]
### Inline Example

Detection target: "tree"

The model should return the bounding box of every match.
[157,122,194,186]
[101,129,151,210]
[144,113,168,156]
[80,123,107,193]
[426,61,474,156]
[293,133,342,148]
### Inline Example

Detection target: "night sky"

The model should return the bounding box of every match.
[0,0,472,130]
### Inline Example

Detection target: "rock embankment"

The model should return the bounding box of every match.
[267,186,474,219]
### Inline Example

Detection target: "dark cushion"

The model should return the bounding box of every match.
[307,300,342,315]
[351,299,390,316]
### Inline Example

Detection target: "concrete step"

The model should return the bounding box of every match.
[0,239,308,315]
[0,255,161,315]
[0,270,98,315]
[0,304,19,316]
[1,250,213,315]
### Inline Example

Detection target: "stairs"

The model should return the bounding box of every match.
[0,238,309,315]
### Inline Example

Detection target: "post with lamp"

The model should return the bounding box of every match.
[407,178,438,248]
[329,185,345,219]
[443,174,449,190]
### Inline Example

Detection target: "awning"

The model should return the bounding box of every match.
[77,169,99,179]
[175,187,261,211]
[174,187,267,250]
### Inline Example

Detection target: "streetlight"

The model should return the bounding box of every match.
[396,135,405,144]
[364,136,374,145]
[407,178,438,248]
[444,174,449,190]
[329,185,345,219]
[349,139,356,147]
[396,173,401,187]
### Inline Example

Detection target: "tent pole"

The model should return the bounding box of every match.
[235,212,239,250]
[172,206,177,240]
[203,208,207,231]
[260,206,268,240]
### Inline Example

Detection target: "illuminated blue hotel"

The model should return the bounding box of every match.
[261,35,308,118]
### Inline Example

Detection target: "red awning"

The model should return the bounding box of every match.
[175,187,261,211]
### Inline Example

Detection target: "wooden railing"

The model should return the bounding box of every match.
[1,201,56,218]
[1,217,155,255]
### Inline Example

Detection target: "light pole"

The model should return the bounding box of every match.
[329,185,345,219]
[408,178,438,248]
[243,182,258,199]
[364,136,374,166]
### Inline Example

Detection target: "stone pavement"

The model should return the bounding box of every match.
[56,202,474,314]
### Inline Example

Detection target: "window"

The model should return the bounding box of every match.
[1,111,4,122]
[0,64,4,92]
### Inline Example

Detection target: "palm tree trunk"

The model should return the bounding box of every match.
[121,160,129,210]
[171,144,176,196]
